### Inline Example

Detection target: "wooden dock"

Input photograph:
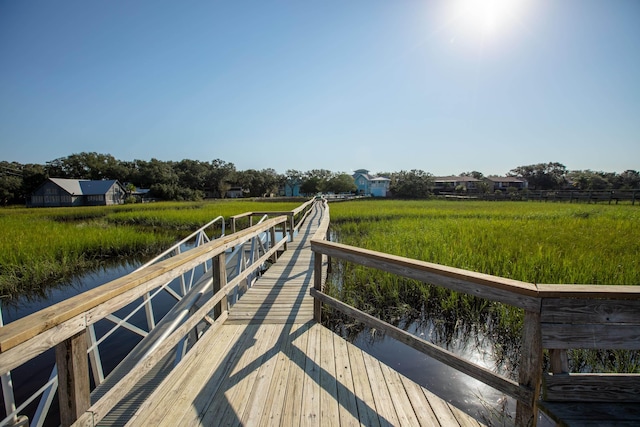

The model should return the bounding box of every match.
[116,203,484,426]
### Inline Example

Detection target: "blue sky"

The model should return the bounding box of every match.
[1,0,638,176]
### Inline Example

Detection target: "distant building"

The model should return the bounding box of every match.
[484,176,528,191]
[433,176,481,193]
[28,178,127,207]
[281,180,301,197]
[226,186,245,198]
[352,169,390,197]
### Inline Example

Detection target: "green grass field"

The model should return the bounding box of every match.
[324,199,640,372]
[0,199,303,299]
[329,199,639,285]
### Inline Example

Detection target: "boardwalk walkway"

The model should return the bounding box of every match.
[117,203,484,426]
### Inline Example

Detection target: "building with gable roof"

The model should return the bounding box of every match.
[28,178,127,207]
[352,169,390,197]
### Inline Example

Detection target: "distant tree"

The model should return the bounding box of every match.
[235,168,280,197]
[21,163,47,199]
[476,181,491,194]
[618,170,640,189]
[0,162,23,205]
[306,169,333,182]
[300,177,321,195]
[509,162,567,190]
[208,159,236,198]
[567,170,610,190]
[460,171,484,180]
[389,170,433,198]
[136,158,179,188]
[174,159,210,193]
[325,173,356,194]
[149,183,203,201]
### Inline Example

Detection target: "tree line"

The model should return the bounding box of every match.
[0,154,638,205]
[0,153,360,205]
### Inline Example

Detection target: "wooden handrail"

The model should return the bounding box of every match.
[0,215,288,363]
[311,239,540,310]
[309,234,640,427]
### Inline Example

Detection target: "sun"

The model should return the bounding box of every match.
[450,0,529,39]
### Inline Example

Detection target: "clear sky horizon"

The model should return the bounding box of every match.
[1,0,638,177]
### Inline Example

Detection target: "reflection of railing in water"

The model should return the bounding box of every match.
[0,200,315,427]
[309,207,640,426]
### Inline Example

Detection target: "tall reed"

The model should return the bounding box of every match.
[324,199,640,374]
[0,200,303,299]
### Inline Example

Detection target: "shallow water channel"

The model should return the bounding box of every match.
[2,258,516,426]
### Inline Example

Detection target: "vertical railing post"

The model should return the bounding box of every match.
[289,213,295,242]
[56,330,90,427]
[516,309,542,427]
[313,249,323,323]
[270,226,278,263]
[1,306,28,427]
[213,252,228,319]
[325,228,332,274]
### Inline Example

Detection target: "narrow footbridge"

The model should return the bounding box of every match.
[1,200,639,427]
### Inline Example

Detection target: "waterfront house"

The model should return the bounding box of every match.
[352,169,390,197]
[28,178,127,207]
[484,176,528,191]
[433,176,481,193]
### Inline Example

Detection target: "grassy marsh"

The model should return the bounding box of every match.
[0,200,302,299]
[324,199,640,374]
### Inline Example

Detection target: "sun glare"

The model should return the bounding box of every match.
[451,0,529,40]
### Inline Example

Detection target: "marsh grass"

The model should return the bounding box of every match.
[325,199,640,375]
[0,200,302,299]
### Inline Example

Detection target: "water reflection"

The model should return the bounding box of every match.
[327,314,517,425]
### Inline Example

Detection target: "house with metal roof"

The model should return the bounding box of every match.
[484,176,528,191]
[433,176,481,193]
[352,169,390,197]
[28,178,127,207]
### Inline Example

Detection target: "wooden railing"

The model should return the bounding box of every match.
[230,199,315,238]
[0,205,308,426]
[310,217,640,426]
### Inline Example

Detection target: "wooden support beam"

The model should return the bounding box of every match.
[516,309,542,427]
[313,253,323,322]
[269,227,278,263]
[213,252,228,319]
[288,214,295,242]
[55,330,90,427]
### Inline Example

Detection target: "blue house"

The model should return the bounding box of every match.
[352,169,390,197]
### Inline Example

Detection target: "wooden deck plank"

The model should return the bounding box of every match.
[399,375,441,427]
[124,324,243,427]
[280,323,310,425]
[199,324,276,425]
[334,330,366,427]
[421,385,464,427]
[257,324,300,427]
[169,324,260,427]
[318,325,340,427]
[344,337,379,427]
[300,321,321,426]
[361,350,400,427]
[379,361,421,426]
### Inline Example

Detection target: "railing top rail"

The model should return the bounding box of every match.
[229,199,314,220]
[312,200,330,241]
[0,215,289,354]
[311,239,640,303]
[536,284,640,299]
[311,239,539,294]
